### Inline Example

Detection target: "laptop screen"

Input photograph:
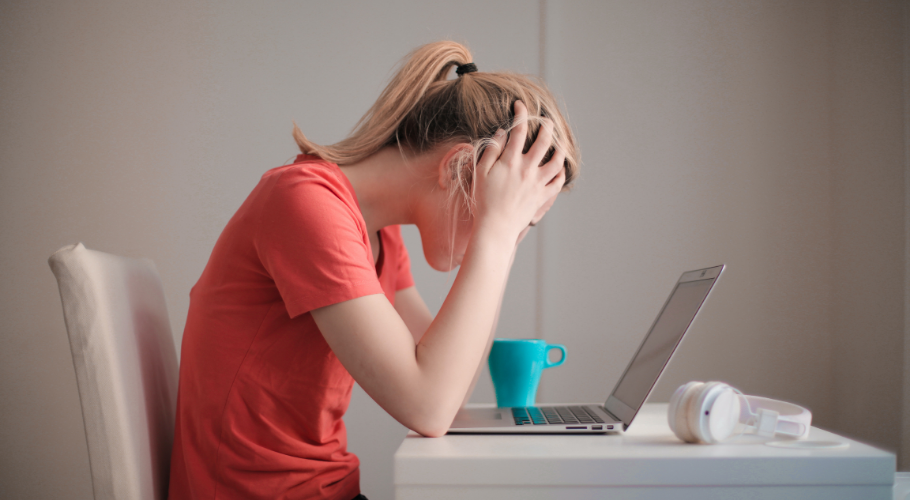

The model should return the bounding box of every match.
[609,277,715,415]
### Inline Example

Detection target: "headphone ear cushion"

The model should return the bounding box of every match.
[668,382,704,443]
[704,387,741,443]
[689,382,726,443]
[667,383,687,437]
[690,382,740,444]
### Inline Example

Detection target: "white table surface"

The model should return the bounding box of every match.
[394,403,896,500]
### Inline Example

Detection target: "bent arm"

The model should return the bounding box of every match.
[312,228,515,437]
[313,102,564,436]
[394,286,433,344]
[395,243,518,408]
[459,235,524,408]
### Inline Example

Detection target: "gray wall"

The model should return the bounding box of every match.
[0,1,906,499]
[539,0,907,460]
[829,0,906,462]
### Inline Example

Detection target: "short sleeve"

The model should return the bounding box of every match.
[254,166,383,318]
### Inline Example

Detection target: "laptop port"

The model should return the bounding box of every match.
[592,425,603,430]
[606,425,614,430]
[566,426,587,430]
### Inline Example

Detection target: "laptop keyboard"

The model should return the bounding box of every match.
[511,405,605,425]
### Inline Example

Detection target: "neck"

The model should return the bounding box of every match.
[338,146,437,235]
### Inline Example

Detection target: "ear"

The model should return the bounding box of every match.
[436,143,473,190]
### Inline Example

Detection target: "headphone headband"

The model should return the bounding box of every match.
[668,381,812,444]
[742,395,812,439]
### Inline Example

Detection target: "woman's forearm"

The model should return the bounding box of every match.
[413,224,517,432]
[459,240,518,408]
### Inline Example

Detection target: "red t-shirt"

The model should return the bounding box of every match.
[169,155,415,500]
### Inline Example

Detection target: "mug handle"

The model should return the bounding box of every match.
[544,344,567,369]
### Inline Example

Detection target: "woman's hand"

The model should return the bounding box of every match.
[312,102,566,438]
[473,100,566,244]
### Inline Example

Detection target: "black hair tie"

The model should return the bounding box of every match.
[455,62,478,76]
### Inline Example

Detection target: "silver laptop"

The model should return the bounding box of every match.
[449,265,724,434]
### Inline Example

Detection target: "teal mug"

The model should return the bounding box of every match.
[488,338,567,408]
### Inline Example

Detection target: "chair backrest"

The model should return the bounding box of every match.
[49,243,178,500]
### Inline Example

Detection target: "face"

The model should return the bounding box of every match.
[415,189,560,272]
[415,187,474,272]
[532,192,559,225]
[411,144,561,272]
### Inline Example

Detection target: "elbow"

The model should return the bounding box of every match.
[412,423,449,438]
[404,407,455,438]
[408,413,452,437]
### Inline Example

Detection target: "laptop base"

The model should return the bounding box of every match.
[448,404,619,434]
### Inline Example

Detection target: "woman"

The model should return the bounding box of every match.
[169,41,579,500]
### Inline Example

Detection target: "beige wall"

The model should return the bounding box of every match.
[904,0,910,474]
[540,1,838,427]
[538,0,907,463]
[0,1,905,499]
[829,0,906,464]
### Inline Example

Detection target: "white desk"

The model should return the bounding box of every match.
[394,403,895,500]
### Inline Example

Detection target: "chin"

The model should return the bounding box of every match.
[417,226,466,272]
[425,252,463,272]
[428,257,457,272]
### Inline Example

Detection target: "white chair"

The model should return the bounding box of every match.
[49,243,178,500]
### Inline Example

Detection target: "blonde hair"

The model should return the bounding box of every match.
[293,41,579,207]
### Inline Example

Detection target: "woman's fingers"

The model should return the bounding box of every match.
[539,147,566,184]
[544,168,567,198]
[502,100,529,161]
[477,129,506,176]
[473,99,566,241]
[526,118,554,167]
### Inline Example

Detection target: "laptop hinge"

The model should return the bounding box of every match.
[602,405,620,422]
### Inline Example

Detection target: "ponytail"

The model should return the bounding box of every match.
[293,42,472,165]
[294,40,579,191]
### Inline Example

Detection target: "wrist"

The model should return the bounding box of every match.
[470,219,520,254]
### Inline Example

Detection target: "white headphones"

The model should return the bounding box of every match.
[667,381,812,444]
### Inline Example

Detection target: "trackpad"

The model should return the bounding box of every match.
[456,408,503,421]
